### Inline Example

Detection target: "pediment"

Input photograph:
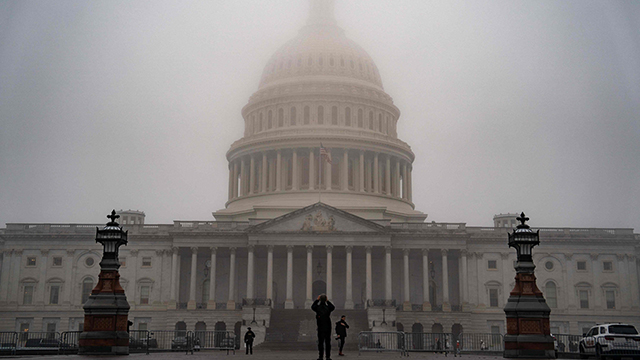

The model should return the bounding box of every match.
[247,202,386,234]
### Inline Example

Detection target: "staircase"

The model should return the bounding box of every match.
[258,309,369,352]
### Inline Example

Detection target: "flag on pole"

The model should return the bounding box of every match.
[320,143,332,164]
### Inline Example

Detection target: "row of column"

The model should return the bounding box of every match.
[228,149,413,202]
[173,246,462,310]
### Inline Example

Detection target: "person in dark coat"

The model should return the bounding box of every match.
[244,327,255,355]
[311,294,335,360]
[335,315,349,356]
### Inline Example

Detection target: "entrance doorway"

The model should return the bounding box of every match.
[312,280,326,298]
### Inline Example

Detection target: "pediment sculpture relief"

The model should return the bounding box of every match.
[301,211,336,232]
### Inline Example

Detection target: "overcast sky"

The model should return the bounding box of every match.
[1,0,639,230]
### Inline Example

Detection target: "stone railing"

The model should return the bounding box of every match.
[177,302,188,309]
[242,298,271,307]
[196,302,207,310]
[368,299,396,307]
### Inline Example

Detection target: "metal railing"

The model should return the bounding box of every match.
[358,331,405,356]
[16,331,61,350]
[458,333,504,351]
[129,330,152,354]
[59,331,81,353]
[554,333,581,354]
[193,330,236,353]
[404,332,453,353]
[145,330,193,352]
[0,332,17,355]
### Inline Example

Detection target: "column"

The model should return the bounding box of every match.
[385,156,391,195]
[342,150,349,190]
[326,245,333,299]
[170,247,178,306]
[365,246,372,306]
[442,249,451,311]
[269,158,275,191]
[227,247,236,308]
[373,153,379,193]
[232,161,239,198]
[10,250,22,304]
[266,246,274,307]
[240,158,246,196]
[305,246,313,307]
[385,246,392,302]
[64,250,74,305]
[249,156,256,194]
[292,149,299,190]
[261,153,268,193]
[402,248,411,311]
[208,247,217,309]
[228,164,234,200]
[402,163,408,200]
[309,149,315,190]
[476,252,485,307]
[422,249,431,311]
[276,150,282,191]
[461,250,469,309]
[285,246,294,308]
[591,253,602,309]
[326,152,332,190]
[359,151,365,192]
[130,249,138,306]
[0,251,10,303]
[246,245,255,300]
[37,250,48,305]
[394,159,400,197]
[365,158,372,192]
[187,247,198,309]
[407,165,413,201]
[345,246,354,309]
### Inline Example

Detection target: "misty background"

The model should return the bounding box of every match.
[1,0,639,230]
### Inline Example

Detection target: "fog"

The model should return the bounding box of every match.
[1,0,639,230]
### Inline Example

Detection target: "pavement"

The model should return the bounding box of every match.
[4,351,505,360]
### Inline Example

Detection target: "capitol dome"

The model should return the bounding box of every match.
[214,0,427,223]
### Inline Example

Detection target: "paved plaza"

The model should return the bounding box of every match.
[7,351,504,360]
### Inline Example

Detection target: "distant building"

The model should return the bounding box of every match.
[1,0,638,344]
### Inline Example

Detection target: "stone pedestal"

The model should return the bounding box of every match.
[422,301,432,311]
[207,300,217,310]
[442,302,451,312]
[402,301,412,311]
[187,300,196,310]
[284,300,294,309]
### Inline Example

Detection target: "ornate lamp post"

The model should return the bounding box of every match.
[79,210,130,355]
[504,213,554,358]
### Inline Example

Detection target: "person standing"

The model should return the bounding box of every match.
[335,315,349,356]
[312,294,335,360]
[244,327,255,355]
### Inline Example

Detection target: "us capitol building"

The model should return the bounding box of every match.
[1,0,638,345]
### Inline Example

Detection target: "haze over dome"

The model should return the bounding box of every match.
[215,0,425,222]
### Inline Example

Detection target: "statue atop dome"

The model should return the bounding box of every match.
[308,0,336,26]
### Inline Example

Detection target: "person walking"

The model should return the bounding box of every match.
[335,315,349,356]
[244,327,255,355]
[312,294,335,360]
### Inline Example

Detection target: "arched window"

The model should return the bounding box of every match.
[369,111,374,129]
[358,109,363,128]
[268,110,273,129]
[290,107,297,126]
[345,107,351,126]
[545,282,557,308]
[304,106,310,125]
[317,106,324,125]
[278,108,284,127]
[332,106,338,125]
[81,278,94,304]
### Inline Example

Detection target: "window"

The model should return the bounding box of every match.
[23,284,34,305]
[488,260,497,270]
[579,290,589,309]
[605,290,615,309]
[489,289,499,307]
[81,278,94,304]
[138,323,148,331]
[52,257,62,267]
[545,282,557,308]
[603,261,613,271]
[491,326,501,334]
[49,285,60,305]
[85,257,95,267]
[545,261,554,270]
[369,111,374,129]
[317,106,324,125]
[140,286,150,305]
[577,261,586,271]
[26,257,37,267]
[142,257,152,267]
[46,322,57,334]
[290,107,296,125]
